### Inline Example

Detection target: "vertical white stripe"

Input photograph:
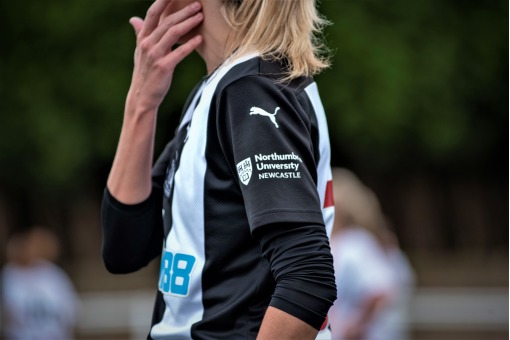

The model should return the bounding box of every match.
[150,53,258,339]
[306,83,334,340]
[305,83,335,238]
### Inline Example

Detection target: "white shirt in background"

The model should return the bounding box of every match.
[2,260,79,340]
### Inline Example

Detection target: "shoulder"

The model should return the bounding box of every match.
[215,56,314,99]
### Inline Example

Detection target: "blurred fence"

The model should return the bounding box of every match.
[76,287,508,340]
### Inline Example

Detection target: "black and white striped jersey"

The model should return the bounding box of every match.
[102,53,337,339]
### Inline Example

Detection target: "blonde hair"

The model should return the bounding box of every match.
[221,0,330,80]
[332,168,386,235]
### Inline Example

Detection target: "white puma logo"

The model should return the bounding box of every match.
[249,106,280,128]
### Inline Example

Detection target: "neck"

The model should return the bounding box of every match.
[195,3,235,74]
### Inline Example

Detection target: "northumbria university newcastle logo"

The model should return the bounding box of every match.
[237,157,252,185]
[250,106,280,128]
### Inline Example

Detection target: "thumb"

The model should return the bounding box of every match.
[129,17,144,37]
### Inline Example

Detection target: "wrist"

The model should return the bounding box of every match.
[125,89,159,119]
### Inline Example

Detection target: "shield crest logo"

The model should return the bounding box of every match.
[237,157,252,185]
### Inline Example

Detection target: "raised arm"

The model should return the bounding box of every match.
[101,0,203,273]
[107,0,203,204]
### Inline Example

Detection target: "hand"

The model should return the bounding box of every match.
[127,0,203,113]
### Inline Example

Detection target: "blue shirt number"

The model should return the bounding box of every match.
[158,250,196,296]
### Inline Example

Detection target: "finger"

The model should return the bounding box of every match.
[139,0,173,38]
[147,2,202,46]
[155,12,203,54]
[129,17,144,37]
[161,1,201,26]
[161,35,203,69]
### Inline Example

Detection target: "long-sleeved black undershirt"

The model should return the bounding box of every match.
[102,190,336,330]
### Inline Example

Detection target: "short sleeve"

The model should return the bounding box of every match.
[216,76,324,231]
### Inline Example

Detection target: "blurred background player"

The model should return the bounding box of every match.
[1,226,79,340]
[329,168,415,340]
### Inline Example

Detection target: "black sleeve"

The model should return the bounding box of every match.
[101,142,173,274]
[216,76,336,329]
[101,188,163,274]
[253,222,336,330]
[217,76,324,229]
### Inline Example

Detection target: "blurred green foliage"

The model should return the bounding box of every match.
[318,0,507,172]
[0,0,507,193]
